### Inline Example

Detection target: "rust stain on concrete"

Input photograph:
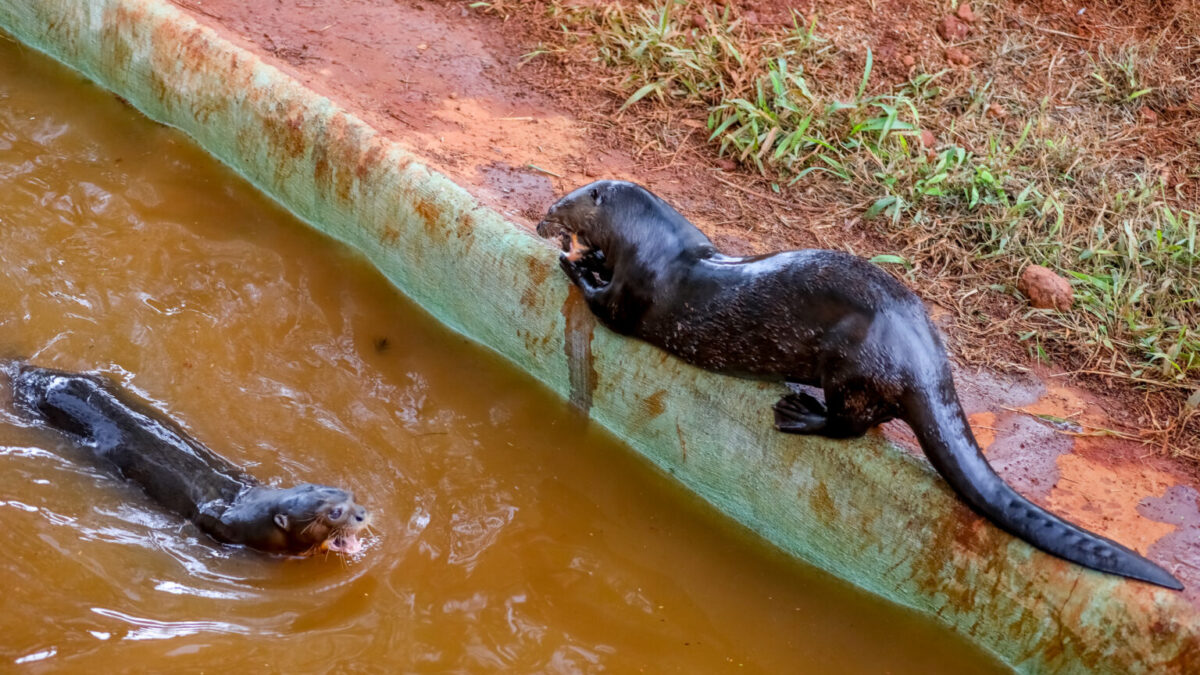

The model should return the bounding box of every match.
[560,287,596,415]
[643,389,667,419]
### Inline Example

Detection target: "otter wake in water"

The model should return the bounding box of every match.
[11,365,370,557]
[537,179,1182,590]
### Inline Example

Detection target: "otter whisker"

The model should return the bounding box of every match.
[299,517,324,538]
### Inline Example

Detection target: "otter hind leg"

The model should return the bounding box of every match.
[821,382,897,439]
[773,391,828,434]
[775,381,892,439]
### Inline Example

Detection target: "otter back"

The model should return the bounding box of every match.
[11,366,252,522]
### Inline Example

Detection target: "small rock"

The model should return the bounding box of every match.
[987,102,1007,118]
[945,46,971,65]
[716,158,738,171]
[937,15,969,41]
[1141,107,1159,123]
[689,13,706,30]
[919,129,936,147]
[1018,265,1073,311]
[956,3,976,23]
[902,54,915,67]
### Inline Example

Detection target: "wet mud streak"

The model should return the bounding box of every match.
[982,414,1073,501]
[561,286,597,415]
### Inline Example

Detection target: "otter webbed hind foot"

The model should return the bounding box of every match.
[775,387,880,439]
[774,392,828,434]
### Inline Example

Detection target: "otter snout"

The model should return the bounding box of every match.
[536,204,574,255]
[536,208,567,239]
[318,498,371,556]
[330,502,370,528]
[353,505,368,525]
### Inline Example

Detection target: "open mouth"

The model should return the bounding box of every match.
[563,232,590,262]
[539,219,611,286]
[322,530,363,555]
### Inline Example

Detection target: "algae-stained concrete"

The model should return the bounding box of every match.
[2,0,1197,671]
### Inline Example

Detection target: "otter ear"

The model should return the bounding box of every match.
[274,513,289,530]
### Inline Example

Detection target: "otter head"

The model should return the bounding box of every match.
[536,180,636,257]
[537,180,713,273]
[251,484,371,556]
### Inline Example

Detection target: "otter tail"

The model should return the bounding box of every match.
[901,384,1182,590]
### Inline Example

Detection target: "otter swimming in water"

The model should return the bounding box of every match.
[537,179,1182,590]
[11,365,370,557]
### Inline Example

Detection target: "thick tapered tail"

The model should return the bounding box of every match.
[902,385,1183,590]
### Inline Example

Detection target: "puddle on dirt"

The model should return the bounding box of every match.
[0,35,1009,672]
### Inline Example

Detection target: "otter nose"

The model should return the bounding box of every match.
[536,202,563,237]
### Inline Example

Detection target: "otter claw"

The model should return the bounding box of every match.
[774,392,828,434]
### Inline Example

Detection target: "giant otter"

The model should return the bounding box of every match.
[536,179,1182,590]
[11,365,370,557]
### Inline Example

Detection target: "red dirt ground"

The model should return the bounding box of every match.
[172,0,1200,600]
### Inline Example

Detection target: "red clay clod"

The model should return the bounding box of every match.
[1019,265,1074,311]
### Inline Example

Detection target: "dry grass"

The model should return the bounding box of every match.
[476,0,1200,454]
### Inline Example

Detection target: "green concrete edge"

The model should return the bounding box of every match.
[2,1,1196,671]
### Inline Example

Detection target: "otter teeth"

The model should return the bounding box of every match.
[324,532,363,555]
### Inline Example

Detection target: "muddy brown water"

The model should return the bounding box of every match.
[0,36,1009,673]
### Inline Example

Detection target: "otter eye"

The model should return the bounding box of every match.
[589,187,602,204]
[329,507,344,520]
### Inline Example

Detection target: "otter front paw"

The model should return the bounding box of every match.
[559,253,598,291]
